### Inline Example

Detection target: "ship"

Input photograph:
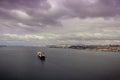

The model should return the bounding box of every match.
[37,51,45,60]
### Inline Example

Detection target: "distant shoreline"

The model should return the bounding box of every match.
[49,45,120,52]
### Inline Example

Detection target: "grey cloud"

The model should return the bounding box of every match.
[1,0,120,31]
[63,0,120,18]
[0,0,120,46]
[0,32,119,46]
[0,0,50,10]
[0,0,57,29]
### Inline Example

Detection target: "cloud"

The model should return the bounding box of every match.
[0,27,120,46]
[0,0,120,29]
[10,10,31,19]
[62,0,120,18]
[0,0,120,46]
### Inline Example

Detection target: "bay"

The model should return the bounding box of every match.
[0,47,120,80]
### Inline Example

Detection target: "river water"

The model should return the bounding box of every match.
[0,47,120,80]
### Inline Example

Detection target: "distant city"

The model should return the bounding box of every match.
[49,44,120,52]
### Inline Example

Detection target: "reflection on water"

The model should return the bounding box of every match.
[0,47,120,80]
[38,56,46,64]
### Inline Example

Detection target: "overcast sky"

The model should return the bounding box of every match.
[0,0,120,46]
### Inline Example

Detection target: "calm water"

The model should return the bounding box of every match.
[0,47,120,80]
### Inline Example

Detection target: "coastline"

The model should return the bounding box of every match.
[49,45,120,52]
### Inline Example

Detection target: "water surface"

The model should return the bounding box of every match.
[0,47,120,80]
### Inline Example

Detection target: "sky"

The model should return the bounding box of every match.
[0,0,120,46]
